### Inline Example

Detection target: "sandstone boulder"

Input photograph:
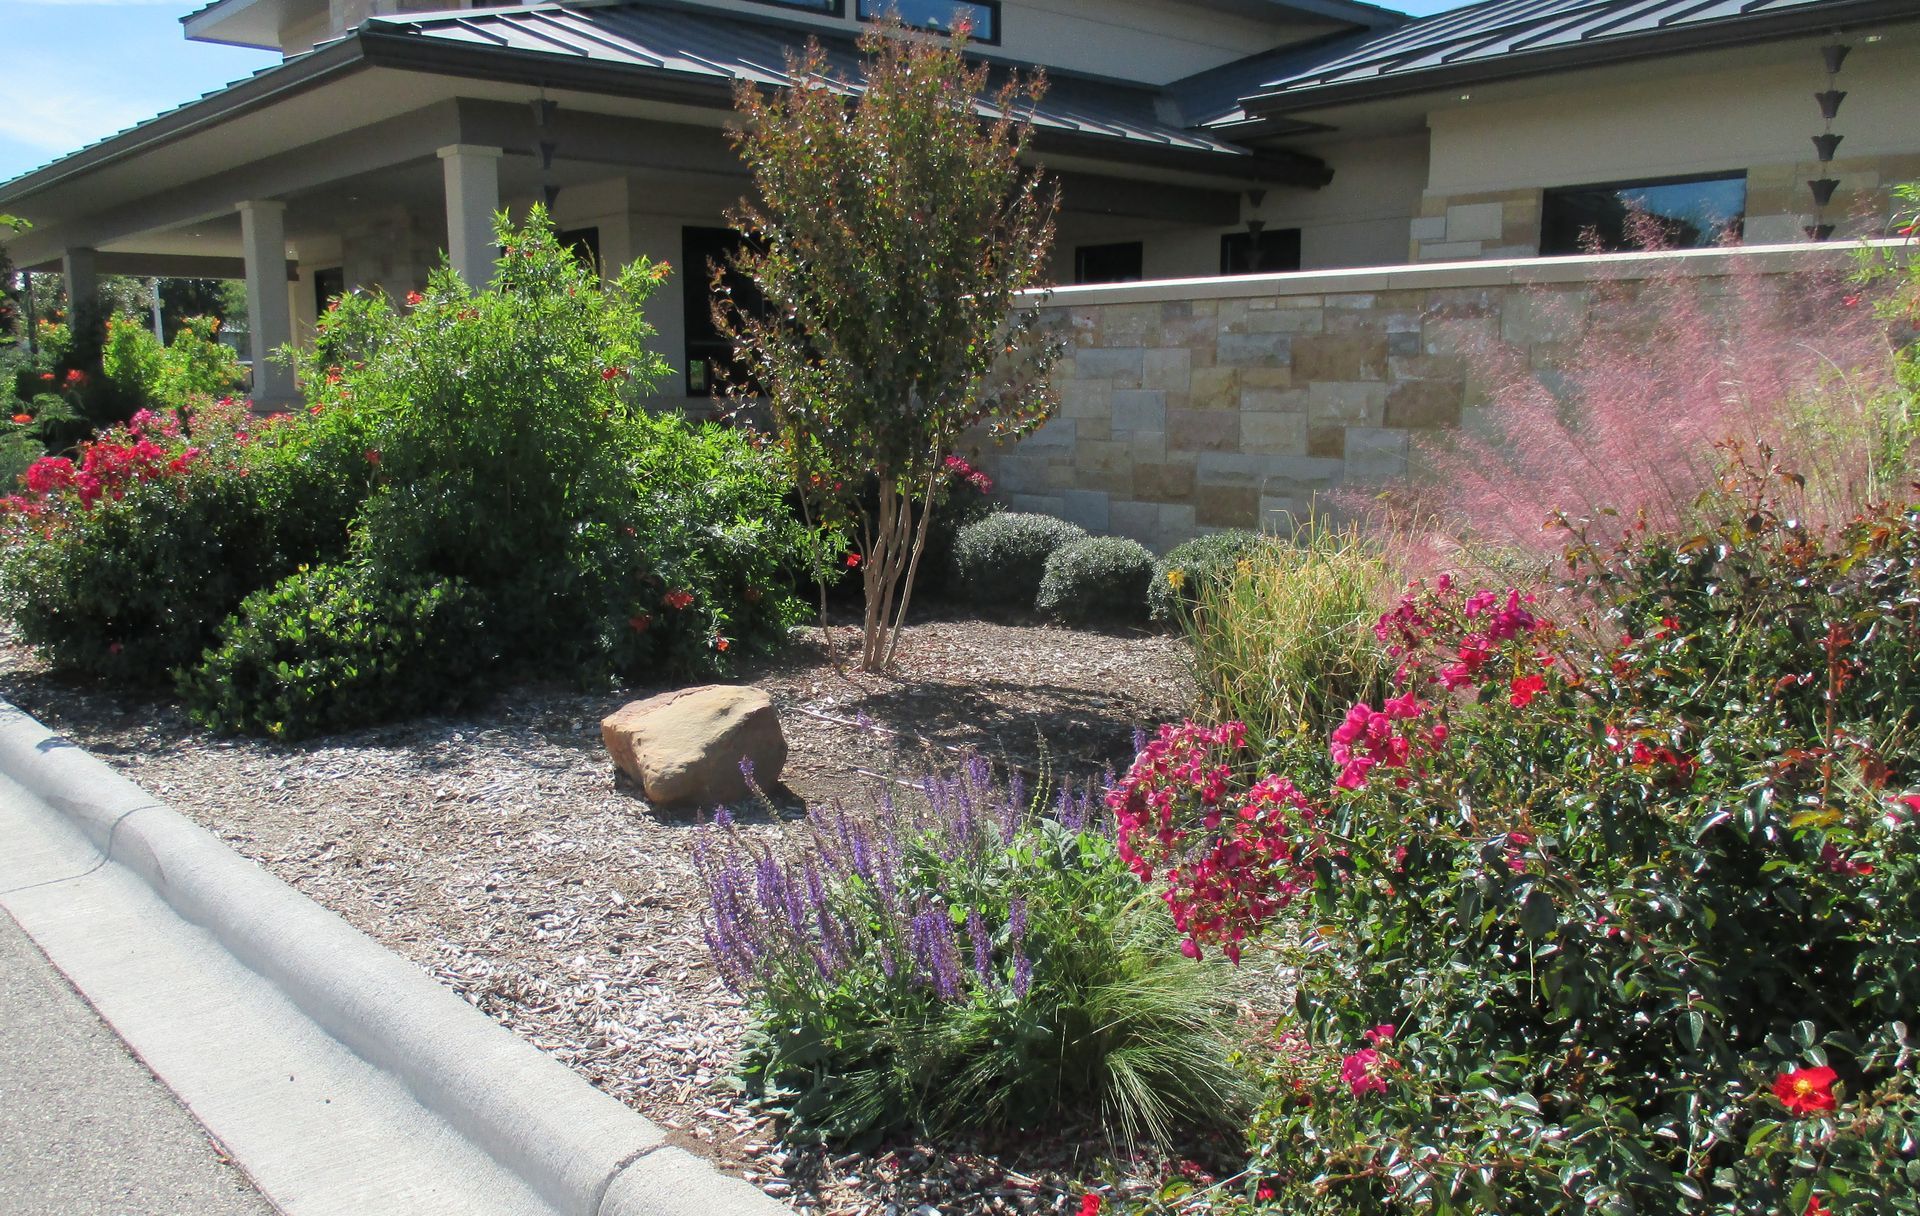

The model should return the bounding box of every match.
[601,685,786,808]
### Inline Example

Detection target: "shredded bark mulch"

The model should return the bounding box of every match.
[0,613,1196,1216]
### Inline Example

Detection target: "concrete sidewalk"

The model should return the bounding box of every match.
[0,908,276,1216]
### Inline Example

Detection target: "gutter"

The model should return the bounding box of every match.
[1241,0,1920,117]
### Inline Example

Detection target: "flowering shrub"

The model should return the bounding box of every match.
[1036,535,1155,626]
[181,562,490,739]
[695,756,1250,1144]
[1113,464,1920,1214]
[0,401,369,683]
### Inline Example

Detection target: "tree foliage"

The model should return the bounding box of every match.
[717,22,1061,669]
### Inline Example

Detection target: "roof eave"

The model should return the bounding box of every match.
[1243,0,1920,117]
[0,37,368,208]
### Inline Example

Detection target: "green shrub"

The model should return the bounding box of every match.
[0,402,369,685]
[1181,528,1390,744]
[1035,535,1154,626]
[1112,463,1920,1215]
[696,759,1251,1146]
[1147,528,1265,624]
[950,511,1085,609]
[183,563,490,739]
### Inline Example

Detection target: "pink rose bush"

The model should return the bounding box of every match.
[1114,464,1920,1214]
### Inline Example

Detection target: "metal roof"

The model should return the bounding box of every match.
[363,2,1272,160]
[1245,0,1918,111]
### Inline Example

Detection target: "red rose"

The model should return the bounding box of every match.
[846,553,862,568]
[1077,1196,1101,1216]
[1773,1065,1839,1116]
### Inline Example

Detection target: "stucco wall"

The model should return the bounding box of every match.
[974,242,1869,552]
[1412,39,1920,259]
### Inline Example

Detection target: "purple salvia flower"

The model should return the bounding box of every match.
[928,912,964,1001]
[876,936,896,979]
[1013,946,1033,999]
[1133,726,1148,755]
[967,908,994,982]
[714,805,735,828]
[738,757,756,787]
[1008,897,1032,999]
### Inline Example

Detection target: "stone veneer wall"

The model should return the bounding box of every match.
[975,241,1871,553]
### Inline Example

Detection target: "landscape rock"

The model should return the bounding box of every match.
[600,685,786,808]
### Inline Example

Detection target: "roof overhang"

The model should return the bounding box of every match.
[1244,0,1919,116]
[0,19,1330,221]
[182,0,323,51]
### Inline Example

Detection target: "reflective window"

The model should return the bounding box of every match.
[1220,228,1301,276]
[1540,174,1745,255]
[750,0,843,13]
[857,0,1000,43]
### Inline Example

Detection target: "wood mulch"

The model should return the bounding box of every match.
[0,612,1196,1216]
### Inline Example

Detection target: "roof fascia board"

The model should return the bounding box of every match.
[1244,0,1918,115]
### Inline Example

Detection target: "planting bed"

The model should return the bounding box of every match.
[0,615,1193,1216]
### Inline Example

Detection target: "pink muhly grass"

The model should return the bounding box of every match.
[1368,222,1904,566]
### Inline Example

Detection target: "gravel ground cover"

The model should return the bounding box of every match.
[0,615,1196,1216]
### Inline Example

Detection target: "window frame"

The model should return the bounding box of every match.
[856,0,1001,45]
[1218,228,1302,276]
[1539,171,1747,257]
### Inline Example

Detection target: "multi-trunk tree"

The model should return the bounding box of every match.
[716,21,1060,671]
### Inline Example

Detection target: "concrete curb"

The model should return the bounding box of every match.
[0,700,789,1216]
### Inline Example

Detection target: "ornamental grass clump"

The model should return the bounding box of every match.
[1179,527,1392,746]
[694,755,1251,1147]
[1110,457,1920,1215]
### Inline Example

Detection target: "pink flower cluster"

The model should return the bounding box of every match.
[1339,1025,1399,1096]
[1329,689,1428,791]
[1377,578,1546,692]
[15,437,195,510]
[942,454,994,495]
[1107,721,1321,962]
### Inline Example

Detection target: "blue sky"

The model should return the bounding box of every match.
[0,0,1477,183]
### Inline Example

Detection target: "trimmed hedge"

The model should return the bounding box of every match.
[950,512,1086,610]
[1147,528,1267,623]
[1035,535,1155,626]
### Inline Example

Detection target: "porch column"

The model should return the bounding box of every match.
[61,246,99,315]
[237,200,296,409]
[438,144,503,287]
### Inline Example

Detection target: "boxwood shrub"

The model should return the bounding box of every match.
[950,511,1086,610]
[1146,528,1266,624]
[1035,535,1155,627]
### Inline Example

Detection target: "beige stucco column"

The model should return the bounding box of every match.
[237,200,296,409]
[438,144,504,287]
[61,246,99,316]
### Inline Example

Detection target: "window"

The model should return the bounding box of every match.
[313,267,344,315]
[1540,173,1745,256]
[681,226,768,398]
[746,0,844,13]
[857,0,999,43]
[1074,242,1143,285]
[1219,228,1301,276]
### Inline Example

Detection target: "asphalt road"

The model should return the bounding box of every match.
[0,908,277,1216]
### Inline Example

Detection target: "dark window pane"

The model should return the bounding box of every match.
[858,0,999,42]
[682,226,767,398]
[748,0,841,12]
[313,267,344,315]
[1219,228,1301,275]
[1541,174,1745,255]
[1074,241,1144,285]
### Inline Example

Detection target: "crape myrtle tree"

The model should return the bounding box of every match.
[716,20,1061,671]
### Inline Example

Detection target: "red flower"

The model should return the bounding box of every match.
[10,413,31,425]
[714,637,730,652]
[364,449,382,466]
[1773,1066,1838,1116]
[627,614,652,633]
[405,290,425,306]
[64,369,87,386]
[1806,1195,1832,1216]
[602,367,623,381]
[1077,1196,1101,1216]
[37,372,53,382]
[1819,843,1875,877]
[664,589,695,611]
[1256,1184,1276,1201]
[846,553,862,568]
[1509,673,1547,707]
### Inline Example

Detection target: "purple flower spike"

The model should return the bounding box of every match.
[966,908,993,981]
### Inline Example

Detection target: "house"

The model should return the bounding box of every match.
[0,0,1914,411]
